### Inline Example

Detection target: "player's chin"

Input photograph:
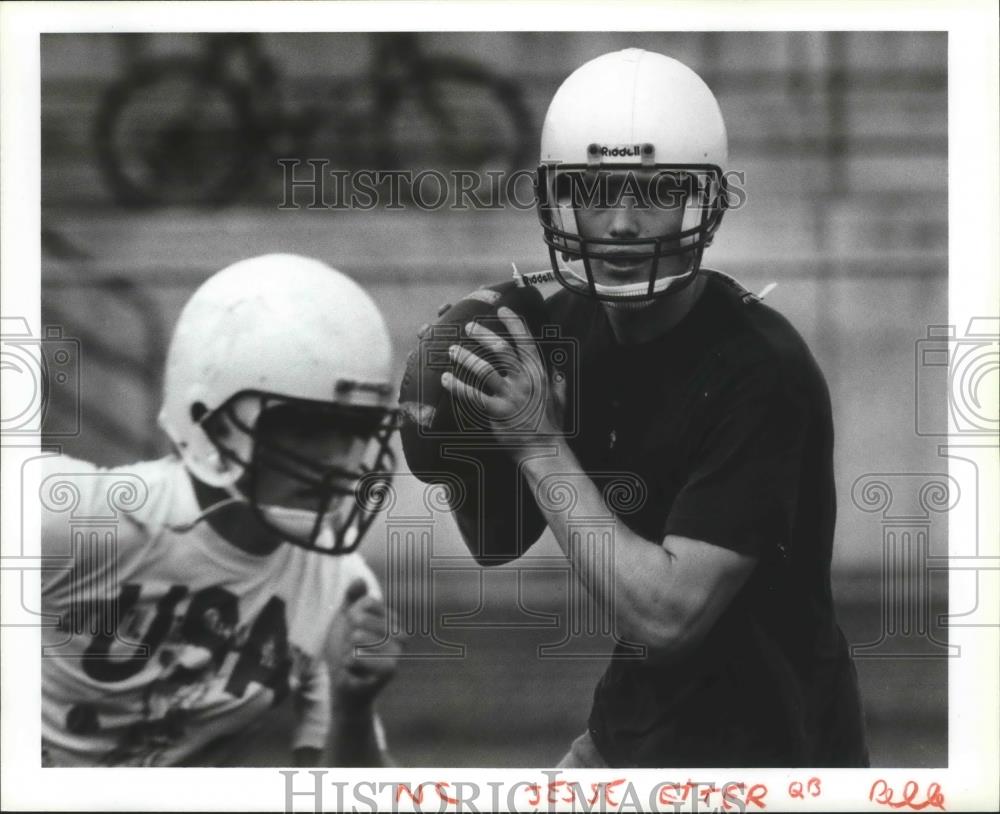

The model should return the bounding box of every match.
[591,257,652,286]
[599,254,696,287]
[277,484,354,511]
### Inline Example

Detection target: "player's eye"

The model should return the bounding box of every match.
[553,173,578,203]
[651,173,692,206]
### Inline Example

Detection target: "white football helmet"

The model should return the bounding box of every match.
[158,254,397,554]
[536,48,729,304]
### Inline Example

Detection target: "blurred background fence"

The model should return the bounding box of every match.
[39,31,950,767]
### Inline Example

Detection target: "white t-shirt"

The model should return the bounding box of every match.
[39,454,381,767]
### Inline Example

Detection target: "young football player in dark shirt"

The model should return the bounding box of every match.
[441,49,869,768]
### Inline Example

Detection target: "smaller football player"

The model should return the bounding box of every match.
[40,254,401,767]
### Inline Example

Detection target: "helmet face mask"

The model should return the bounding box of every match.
[204,394,397,555]
[535,49,730,306]
[537,162,727,304]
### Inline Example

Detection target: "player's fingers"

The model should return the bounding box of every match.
[346,598,388,628]
[345,650,399,681]
[448,344,504,392]
[351,636,402,661]
[350,614,390,641]
[441,371,503,416]
[349,650,400,679]
[354,594,385,613]
[349,610,386,633]
[496,307,534,347]
[551,366,568,411]
[343,579,368,606]
[496,307,545,371]
[369,605,400,633]
[356,659,399,682]
[464,320,513,358]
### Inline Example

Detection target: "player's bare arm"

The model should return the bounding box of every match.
[326,579,400,766]
[443,308,756,657]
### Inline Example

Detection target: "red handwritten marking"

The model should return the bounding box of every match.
[525,779,627,808]
[393,781,464,805]
[526,780,577,806]
[589,779,626,807]
[395,782,436,803]
[869,780,946,811]
[434,782,459,805]
[526,780,559,806]
[696,784,738,812]
[789,777,822,799]
[747,783,768,809]
[658,782,685,806]
[657,781,768,811]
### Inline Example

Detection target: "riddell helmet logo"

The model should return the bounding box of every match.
[587,142,655,160]
[521,270,557,286]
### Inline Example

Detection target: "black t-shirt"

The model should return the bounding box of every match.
[536,270,868,768]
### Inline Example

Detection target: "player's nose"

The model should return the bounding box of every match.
[607,202,642,239]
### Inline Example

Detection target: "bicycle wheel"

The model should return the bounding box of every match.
[94,58,257,207]
[382,58,534,182]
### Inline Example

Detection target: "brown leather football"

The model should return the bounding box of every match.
[398,279,548,484]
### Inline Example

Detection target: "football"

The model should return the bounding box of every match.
[398,278,548,485]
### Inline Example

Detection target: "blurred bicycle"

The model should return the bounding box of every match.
[94,33,534,207]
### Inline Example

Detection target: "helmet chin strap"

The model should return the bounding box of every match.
[237,467,347,550]
[258,505,352,552]
[190,424,332,544]
[257,502,327,540]
[558,250,699,307]
[165,487,243,534]
[170,477,346,550]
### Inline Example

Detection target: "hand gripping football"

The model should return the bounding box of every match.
[398,279,548,484]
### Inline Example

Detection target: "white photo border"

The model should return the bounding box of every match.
[2,1,997,811]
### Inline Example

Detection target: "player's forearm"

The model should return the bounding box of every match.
[516,440,691,654]
[293,747,323,767]
[328,702,389,767]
